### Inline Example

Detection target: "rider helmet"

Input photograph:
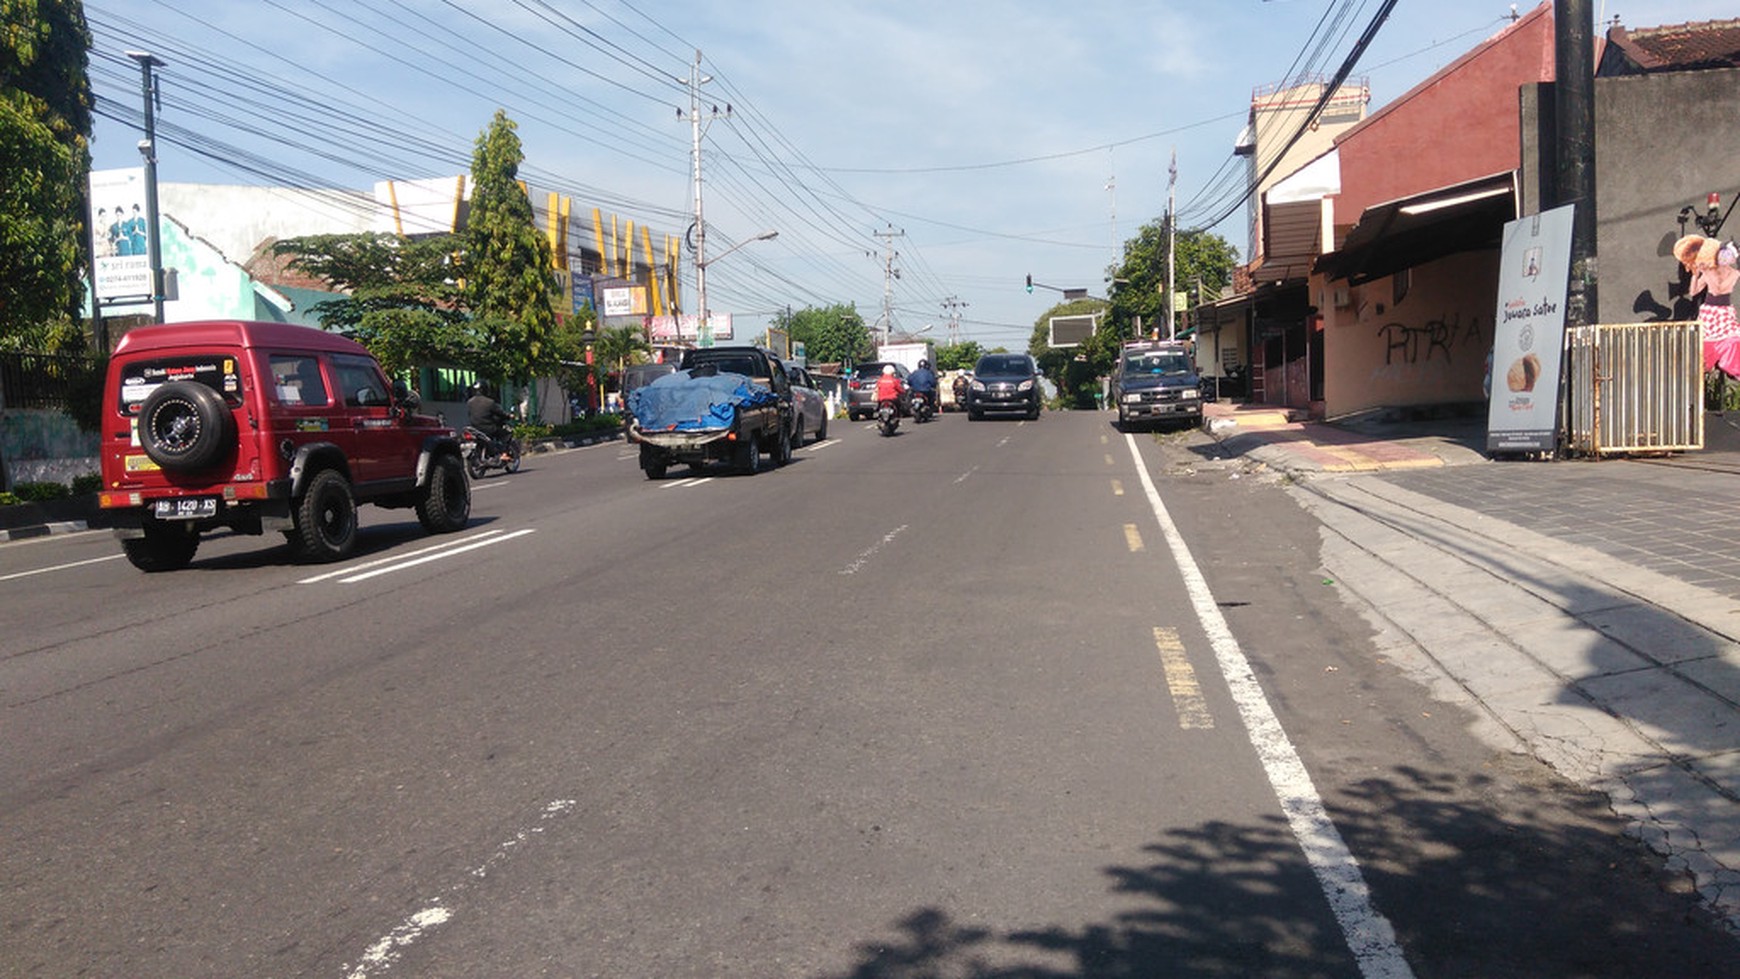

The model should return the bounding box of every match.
[469,382,486,397]
[882,364,895,375]
[918,359,929,369]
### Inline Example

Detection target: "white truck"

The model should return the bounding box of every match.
[875,341,934,375]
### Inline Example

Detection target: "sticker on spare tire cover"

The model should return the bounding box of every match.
[119,357,241,412]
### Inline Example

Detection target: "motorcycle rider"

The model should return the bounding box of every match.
[907,358,937,417]
[874,364,905,414]
[466,383,514,463]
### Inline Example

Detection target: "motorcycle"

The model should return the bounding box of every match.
[876,399,901,437]
[461,426,522,478]
[910,390,935,423]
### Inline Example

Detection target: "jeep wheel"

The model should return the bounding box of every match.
[416,454,471,533]
[122,520,200,572]
[294,469,358,562]
[138,381,234,471]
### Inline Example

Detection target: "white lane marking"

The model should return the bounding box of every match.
[1124,433,1414,979]
[344,799,577,979]
[657,476,713,489]
[469,479,511,491]
[336,529,536,583]
[953,465,978,485]
[298,529,506,584]
[839,525,907,575]
[0,552,125,582]
[997,436,1011,447]
[806,439,839,452]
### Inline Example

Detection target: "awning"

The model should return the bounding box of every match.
[1316,172,1517,285]
[1258,150,1340,285]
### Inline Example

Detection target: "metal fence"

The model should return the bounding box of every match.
[1565,321,1703,456]
[0,352,105,412]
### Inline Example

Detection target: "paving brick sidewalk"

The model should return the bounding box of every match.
[1199,400,1740,934]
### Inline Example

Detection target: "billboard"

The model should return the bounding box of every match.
[1486,204,1575,453]
[647,314,732,342]
[89,168,153,304]
[1048,312,1100,348]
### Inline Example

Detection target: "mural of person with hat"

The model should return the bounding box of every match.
[1676,234,1740,378]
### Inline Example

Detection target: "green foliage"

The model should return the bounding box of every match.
[1105,220,1239,341]
[1,0,93,341]
[466,110,557,380]
[547,305,598,406]
[778,304,872,364]
[1706,370,1740,411]
[7,480,70,501]
[71,472,98,494]
[934,341,984,372]
[593,324,650,394]
[549,413,624,438]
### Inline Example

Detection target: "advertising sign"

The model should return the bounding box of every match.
[1487,204,1574,453]
[89,168,153,304]
[601,285,647,317]
[647,314,733,343]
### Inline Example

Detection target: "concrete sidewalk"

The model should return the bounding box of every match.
[1199,401,1740,934]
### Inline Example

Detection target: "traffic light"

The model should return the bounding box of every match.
[1025,274,1033,294]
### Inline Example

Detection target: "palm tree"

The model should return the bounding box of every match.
[593,324,652,403]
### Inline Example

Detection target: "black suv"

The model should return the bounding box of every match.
[1110,339,1202,430]
[966,353,1041,420]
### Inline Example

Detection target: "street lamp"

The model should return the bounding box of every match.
[695,228,777,347]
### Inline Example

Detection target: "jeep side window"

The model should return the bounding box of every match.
[333,354,388,408]
[270,354,329,407]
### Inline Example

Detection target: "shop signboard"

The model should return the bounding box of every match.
[1487,204,1574,453]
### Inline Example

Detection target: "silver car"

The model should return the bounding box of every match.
[785,363,829,445]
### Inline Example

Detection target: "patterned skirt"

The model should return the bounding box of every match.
[1700,301,1740,376]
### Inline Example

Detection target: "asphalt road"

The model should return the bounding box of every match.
[3,410,1735,977]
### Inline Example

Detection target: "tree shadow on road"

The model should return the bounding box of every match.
[816,767,1737,979]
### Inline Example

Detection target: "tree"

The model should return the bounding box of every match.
[1105,220,1239,342]
[1028,297,1110,409]
[0,0,93,345]
[593,323,650,397]
[776,303,872,365]
[934,341,983,372]
[466,109,556,382]
[272,232,478,376]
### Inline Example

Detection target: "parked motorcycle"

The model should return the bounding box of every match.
[461,427,522,478]
[911,390,935,423]
[876,399,901,437]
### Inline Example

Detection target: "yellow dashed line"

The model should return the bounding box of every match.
[1154,626,1213,729]
[1105,453,1115,466]
[1111,478,1124,496]
[1124,523,1144,552]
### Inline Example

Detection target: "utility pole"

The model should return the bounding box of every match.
[679,49,728,345]
[127,51,167,324]
[941,295,968,346]
[1166,149,1177,340]
[1107,174,1117,266]
[874,225,904,346]
[1555,0,1598,327]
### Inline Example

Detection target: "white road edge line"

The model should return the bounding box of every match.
[1123,433,1414,979]
[298,529,506,584]
[337,529,537,583]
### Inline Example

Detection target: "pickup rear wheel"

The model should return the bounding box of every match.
[736,435,760,474]
[772,424,793,466]
[294,469,358,562]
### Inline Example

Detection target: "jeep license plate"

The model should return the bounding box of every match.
[153,497,218,520]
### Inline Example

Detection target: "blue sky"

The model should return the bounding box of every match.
[84,1,1737,348]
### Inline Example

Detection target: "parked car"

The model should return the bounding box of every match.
[967,353,1042,420]
[845,361,910,420]
[785,362,829,445]
[1110,339,1202,430]
[96,320,470,571]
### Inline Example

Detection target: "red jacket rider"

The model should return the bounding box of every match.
[874,368,904,405]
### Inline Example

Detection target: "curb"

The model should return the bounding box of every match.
[0,520,91,543]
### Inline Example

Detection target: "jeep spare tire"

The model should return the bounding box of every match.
[138,381,234,471]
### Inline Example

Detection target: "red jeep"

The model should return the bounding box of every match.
[97,320,471,571]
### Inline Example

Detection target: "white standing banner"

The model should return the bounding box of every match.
[1487,204,1575,453]
[88,167,152,304]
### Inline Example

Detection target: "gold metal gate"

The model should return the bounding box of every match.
[1565,321,1703,455]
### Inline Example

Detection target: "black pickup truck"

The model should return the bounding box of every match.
[626,345,796,478]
